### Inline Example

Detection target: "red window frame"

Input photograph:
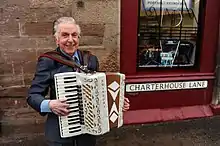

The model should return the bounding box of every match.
[120,0,219,77]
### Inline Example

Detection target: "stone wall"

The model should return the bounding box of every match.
[0,0,120,144]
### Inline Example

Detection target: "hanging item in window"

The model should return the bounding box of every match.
[138,0,200,68]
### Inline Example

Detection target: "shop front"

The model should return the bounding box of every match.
[121,0,220,124]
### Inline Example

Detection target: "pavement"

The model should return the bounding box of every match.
[2,116,220,146]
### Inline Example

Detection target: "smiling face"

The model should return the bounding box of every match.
[56,23,80,55]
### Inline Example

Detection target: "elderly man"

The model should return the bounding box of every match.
[27,17,130,146]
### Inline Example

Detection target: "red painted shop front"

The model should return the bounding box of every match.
[121,0,220,124]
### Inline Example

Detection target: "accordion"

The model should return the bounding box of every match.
[54,72,125,138]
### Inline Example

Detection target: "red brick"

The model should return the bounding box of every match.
[25,7,72,22]
[0,123,44,137]
[22,61,37,74]
[1,3,27,19]
[29,0,72,8]
[0,1,6,6]
[0,75,23,88]
[0,48,11,64]
[80,23,105,37]
[5,0,30,7]
[0,50,14,75]
[0,4,27,36]
[22,22,53,36]
[2,108,37,118]
[36,37,56,48]
[0,87,28,97]
[24,74,34,86]
[3,49,37,74]
[0,23,19,36]
[0,61,13,74]
[0,37,38,49]
[1,116,44,125]
[80,36,103,46]
[36,48,54,57]
[3,48,37,62]
[0,97,28,109]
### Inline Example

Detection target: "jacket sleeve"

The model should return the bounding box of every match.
[27,57,53,115]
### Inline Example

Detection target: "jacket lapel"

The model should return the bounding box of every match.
[77,49,84,65]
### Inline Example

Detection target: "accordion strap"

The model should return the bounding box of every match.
[39,50,93,73]
[81,50,91,67]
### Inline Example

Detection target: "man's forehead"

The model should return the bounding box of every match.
[58,23,77,32]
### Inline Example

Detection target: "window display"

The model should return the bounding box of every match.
[138,0,202,67]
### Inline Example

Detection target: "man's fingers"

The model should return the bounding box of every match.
[59,98,67,103]
[60,103,69,108]
[123,105,130,110]
[123,97,130,112]
[52,110,61,116]
[124,101,130,106]
[124,103,130,107]
[123,107,129,112]
[124,99,130,107]
[59,109,69,116]
[53,108,69,116]
[124,97,130,103]
[61,108,69,115]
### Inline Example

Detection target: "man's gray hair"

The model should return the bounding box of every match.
[53,17,81,38]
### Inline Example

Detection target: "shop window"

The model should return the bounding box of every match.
[138,0,203,68]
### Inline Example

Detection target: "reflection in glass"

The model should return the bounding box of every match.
[138,0,201,67]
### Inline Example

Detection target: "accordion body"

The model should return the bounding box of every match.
[54,72,125,138]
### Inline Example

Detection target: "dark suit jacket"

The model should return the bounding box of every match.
[27,47,99,143]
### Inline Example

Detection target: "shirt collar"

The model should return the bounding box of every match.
[73,50,79,61]
[59,48,79,61]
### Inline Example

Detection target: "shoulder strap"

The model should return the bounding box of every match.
[39,51,93,73]
[82,50,91,66]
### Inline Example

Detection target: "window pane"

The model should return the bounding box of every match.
[138,0,202,68]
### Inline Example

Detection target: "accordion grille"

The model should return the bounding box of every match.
[82,84,95,130]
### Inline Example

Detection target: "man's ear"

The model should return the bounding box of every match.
[56,40,59,46]
[54,36,59,46]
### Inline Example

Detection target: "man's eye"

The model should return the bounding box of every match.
[72,33,78,37]
[62,34,68,37]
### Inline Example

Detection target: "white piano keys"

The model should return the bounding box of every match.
[54,72,125,138]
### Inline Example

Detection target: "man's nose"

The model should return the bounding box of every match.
[67,35,73,42]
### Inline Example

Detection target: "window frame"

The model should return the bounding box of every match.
[137,0,205,69]
[120,0,219,76]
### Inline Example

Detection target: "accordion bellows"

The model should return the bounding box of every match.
[54,72,125,138]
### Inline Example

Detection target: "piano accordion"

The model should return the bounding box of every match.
[54,72,125,138]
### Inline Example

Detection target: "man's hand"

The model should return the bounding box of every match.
[49,98,69,116]
[123,97,130,112]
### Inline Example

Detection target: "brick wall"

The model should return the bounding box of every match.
[0,0,120,144]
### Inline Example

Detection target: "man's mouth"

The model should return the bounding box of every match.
[65,44,75,47]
